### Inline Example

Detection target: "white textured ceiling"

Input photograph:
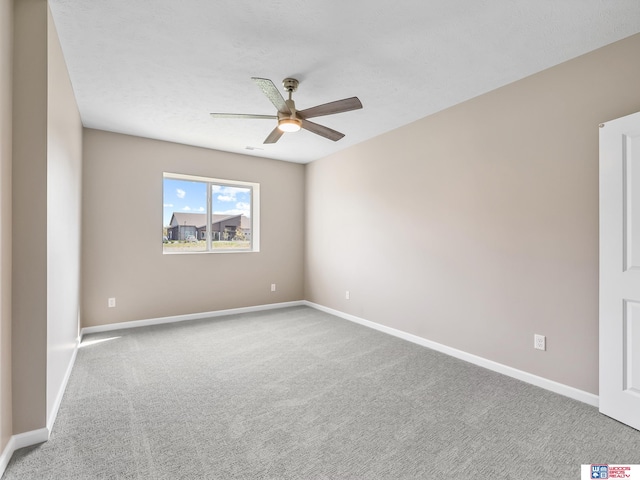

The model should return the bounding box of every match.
[48,0,640,164]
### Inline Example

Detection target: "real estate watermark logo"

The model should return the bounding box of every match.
[582,464,639,479]
[591,465,608,479]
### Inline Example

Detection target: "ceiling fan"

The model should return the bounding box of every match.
[210,77,363,144]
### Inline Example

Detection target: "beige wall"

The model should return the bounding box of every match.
[46,7,82,426]
[0,0,13,453]
[81,130,305,327]
[9,0,82,436]
[305,33,640,395]
[12,0,48,434]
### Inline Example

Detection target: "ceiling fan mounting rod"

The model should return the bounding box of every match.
[281,78,299,115]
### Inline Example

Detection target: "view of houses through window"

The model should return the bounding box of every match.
[163,173,259,253]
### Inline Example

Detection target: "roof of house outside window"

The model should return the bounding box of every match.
[169,212,250,228]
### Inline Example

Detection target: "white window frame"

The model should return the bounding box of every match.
[163,172,260,254]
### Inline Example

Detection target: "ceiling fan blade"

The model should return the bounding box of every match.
[301,119,345,142]
[263,126,284,144]
[210,113,277,120]
[297,97,362,119]
[252,77,291,114]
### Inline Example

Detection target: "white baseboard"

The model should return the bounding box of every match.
[0,340,78,477]
[303,301,599,408]
[47,338,80,433]
[81,301,306,337]
[81,299,598,407]
[0,428,49,478]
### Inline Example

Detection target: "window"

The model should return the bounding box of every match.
[162,173,259,253]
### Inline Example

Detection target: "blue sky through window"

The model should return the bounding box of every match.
[163,178,251,226]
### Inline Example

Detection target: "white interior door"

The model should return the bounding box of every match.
[600,110,640,430]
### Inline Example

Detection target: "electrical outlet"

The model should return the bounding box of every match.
[345,290,350,300]
[534,334,546,351]
[271,283,276,292]
[108,297,116,308]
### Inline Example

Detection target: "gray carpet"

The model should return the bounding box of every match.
[3,306,639,479]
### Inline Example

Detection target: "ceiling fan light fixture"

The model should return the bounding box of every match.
[277,117,302,132]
